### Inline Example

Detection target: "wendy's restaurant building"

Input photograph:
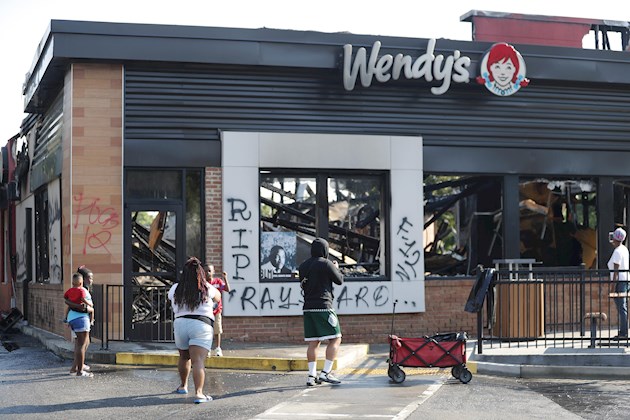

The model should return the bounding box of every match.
[4,10,630,344]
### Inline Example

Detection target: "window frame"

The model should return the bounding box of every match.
[259,168,390,282]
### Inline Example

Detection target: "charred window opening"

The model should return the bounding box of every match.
[519,178,597,268]
[260,172,386,281]
[424,175,502,276]
[34,187,49,283]
[424,175,600,277]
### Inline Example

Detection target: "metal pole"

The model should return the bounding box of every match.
[390,299,398,336]
[477,307,483,355]
[580,263,586,336]
[105,285,109,350]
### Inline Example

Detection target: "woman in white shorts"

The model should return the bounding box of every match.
[168,257,221,404]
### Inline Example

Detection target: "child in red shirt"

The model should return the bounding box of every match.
[205,264,231,356]
[64,273,94,324]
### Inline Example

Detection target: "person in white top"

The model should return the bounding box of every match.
[168,257,221,403]
[608,227,630,339]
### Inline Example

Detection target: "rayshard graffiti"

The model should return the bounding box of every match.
[221,281,419,316]
[222,193,423,315]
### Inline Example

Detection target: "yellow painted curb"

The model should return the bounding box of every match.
[116,353,180,366]
[466,361,478,374]
[115,353,335,371]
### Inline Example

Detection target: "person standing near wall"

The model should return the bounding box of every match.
[299,237,344,386]
[64,271,94,377]
[204,263,231,356]
[609,227,629,339]
[64,265,95,374]
[169,257,221,403]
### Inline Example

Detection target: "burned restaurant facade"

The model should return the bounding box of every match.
[6,11,630,343]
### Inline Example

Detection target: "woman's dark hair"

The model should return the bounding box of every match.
[77,265,93,291]
[174,257,210,311]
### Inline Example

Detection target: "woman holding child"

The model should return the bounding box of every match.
[64,265,95,377]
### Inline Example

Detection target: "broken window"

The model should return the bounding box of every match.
[34,187,49,283]
[260,172,386,281]
[424,174,599,277]
[424,175,502,276]
[519,178,597,268]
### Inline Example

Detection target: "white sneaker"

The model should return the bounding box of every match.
[306,375,319,386]
[215,347,223,357]
[318,370,341,384]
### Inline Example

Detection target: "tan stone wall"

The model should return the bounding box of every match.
[68,63,123,287]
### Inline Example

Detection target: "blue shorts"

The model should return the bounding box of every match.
[174,318,214,351]
[69,316,90,333]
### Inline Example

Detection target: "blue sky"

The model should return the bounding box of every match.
[1,0,629,142]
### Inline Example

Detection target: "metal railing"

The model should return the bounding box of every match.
[473,266,630,353]
[97,267,629,351]
[102,284,174,349]
[91,284,104,344]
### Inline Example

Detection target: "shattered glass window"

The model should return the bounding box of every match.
[520,178,597,268]
[34,187,50,283]
[424,175,503,276]
[328,176,384,278]
[424,175,598,276]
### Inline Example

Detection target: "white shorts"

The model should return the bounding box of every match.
[173,318,214,351]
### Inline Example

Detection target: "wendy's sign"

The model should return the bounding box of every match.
[476,43,529,96]
[342,40,530,97]
[342,39,471,95]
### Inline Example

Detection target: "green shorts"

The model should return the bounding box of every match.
[303,309,342,341]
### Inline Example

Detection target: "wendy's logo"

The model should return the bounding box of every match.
[476,43,529,96]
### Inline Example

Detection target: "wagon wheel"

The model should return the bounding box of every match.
[459,368,473,384]
[387,365,396,380]
[451,365,463,379]
[388,365,406,384]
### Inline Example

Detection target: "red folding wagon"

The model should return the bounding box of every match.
[387,302,472,384]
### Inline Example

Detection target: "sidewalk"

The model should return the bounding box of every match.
[468,339,630,379]
[17,322,630,379]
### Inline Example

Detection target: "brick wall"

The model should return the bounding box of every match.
[24,283,67,336]
[220,278,477,344]
[205,167,223,271]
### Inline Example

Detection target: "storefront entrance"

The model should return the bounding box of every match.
[124,204,183,341]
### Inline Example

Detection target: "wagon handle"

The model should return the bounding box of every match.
[390,299,398,336]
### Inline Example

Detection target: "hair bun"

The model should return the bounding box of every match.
[186,256,202,266]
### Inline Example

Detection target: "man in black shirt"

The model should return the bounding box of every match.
[299,238,344,386]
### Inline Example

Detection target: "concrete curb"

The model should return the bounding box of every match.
[472,360,630,379]
[116,344,369,371]
[18,323,369,372]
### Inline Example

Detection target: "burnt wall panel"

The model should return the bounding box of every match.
[124,64,630,175]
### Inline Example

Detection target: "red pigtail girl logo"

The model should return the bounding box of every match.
[476,43,529,96]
